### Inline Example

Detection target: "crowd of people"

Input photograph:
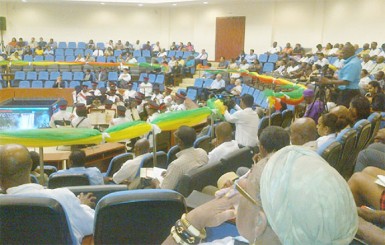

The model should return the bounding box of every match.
[1,38,385,244]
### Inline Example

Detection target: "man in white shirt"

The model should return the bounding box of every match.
[361,54,375,71]
[109,105,131,127]
[0,144,95,244]
[369,56,385,75]
[267,41,281,55]
[208,122,239,164]
[314,53,329,67]
[152,126,208,189]
[224,94,260,148]
[195,49,208,65]
[123,83,137,100]
[118,68,131,89]
[245,49,257,64]
[151,84,164,104]
[89,81,101,96]
[92,47,104,57]
[139,77,153,97]
[171,92,187,111]
[369,42,381,58]
[50,99,72,128]
[210,74,226,90]
[76,85,90,105]
[112,139,150,184]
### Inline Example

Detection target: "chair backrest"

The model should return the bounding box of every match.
[270,112,283,126]
[19,80,30,88]
[148,73,156,83]
[167,145,181,164]
[193,135,213,153]
[155,74,165,84]
[220,147,254,173]
[186,87,198,101]
[30,174,39,183]
[194,78,204,88]
[353,119,372,154]
[258,116,269,137]
[258,53,268,63]
[0,196,74,244]
[262,62,274,73]
[48,173,90,189]
[67,184,128,205]
[94,189,186,245]
[267,53,279,63]
[175,160,224,197]
[104,152,134,177]
[64,49,74,56]
[317,140,342,169]
[139,152,168,174]
[68,42,77,49]
[367,112,381,147]
[26,71,37,80]
[335,128,357,175]
[281,109,293,128]
[31,80,43,88]
[73,71,84,81]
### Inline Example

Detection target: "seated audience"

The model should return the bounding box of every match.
[152,126,208,189]
[0,144,95,244]
[230,79,242,96]
[367,80,385,112]
[49,99,72,128]
[52,150,104,185]
[329,105,353,129]
[112,139,150,184]
[207,122,239,164]
[209,74,226,90]
[289,117,318,149]
[349,95,371,123]
[217,56,228,69]
[267,41,281,54]
[302,89,324,123]
[29,151,48,185]
[109,105,131,127]
[117,68,131,89]
[244,49,257,64]
[71,104,93,129]
[316,113,340,148]
[139,77,153,97]
[359,69,372,93]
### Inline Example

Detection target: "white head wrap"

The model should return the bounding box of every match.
[260,145,358,245]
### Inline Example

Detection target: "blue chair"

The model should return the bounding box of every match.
[78,42,86,49]
[247,87,255,95]
[31,80,43,88]
[97,82,106,88]
[167,50,176,58]
[55,49,64,56]
[258,116,269,137]
[65,55,75,62]
[267,53,279,63]
[69,80,80,88]
[14,71,26,81]
[64,49,74,56]
[138,152,168,172]
[262,62,274,73]
[34,56,44,62]
[193,135,212,153]
[137,57,146,63]
[148,74,156,83]
[23,54,33,61]
[108,71,118,82]
[133,50,141,58]
[193,78,204,88]
[167,145,180,165]
[68,42,77,49]
[48,174,90,189]
[367,112,381,147]
[142,50,151,57]
[0,196,75,244]
[336,128,357,176]
[186,87,198,101]
[138,73,148,82]
[44,80,55,88]
[317,140,342,169]
[82,81,92,88]
[58,42,67,49]
[240,85,250,96]
[96,42,105,49]
[96,56,106,63]
[26,71,37,81]
[74,48,84,56]
[107,56,116,63]
[50,71,60,80]
[155,74,165,84]
[258,53,268,63]
[103,153,134,178]
[45,55,54,61]
[183,52,192,59]
[270,111,283,126]
[73,71,84,81]
[281,109,293,128]
[19,80,30,88]
[114,50,122,57]
[38,71,49,81]
[203,79,213,88]
[61,71,73,81]
[94,189,186,244]
[55,55,65,62]
[353,119,372,155]
[253,90,262,105]
[85,49,93,56]
[132,82,138,91]
[176,51,184,58]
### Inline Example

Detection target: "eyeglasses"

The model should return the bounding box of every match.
[235,182,259,207]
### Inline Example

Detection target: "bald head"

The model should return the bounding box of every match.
[290,118,317,145]
[215,122,233,144]
[342,44,355,60]
[0,144,32,191]
[330,105,352,129]
[134,139,150,156]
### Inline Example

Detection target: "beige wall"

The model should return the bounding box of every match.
[1,0,384,60]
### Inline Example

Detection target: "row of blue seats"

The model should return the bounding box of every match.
[21,55,149,63]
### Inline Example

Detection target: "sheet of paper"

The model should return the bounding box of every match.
[140,167,166,185]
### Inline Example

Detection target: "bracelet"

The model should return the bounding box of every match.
[181,213,207,239]
[170,226,188,245]
[175,219,199,244]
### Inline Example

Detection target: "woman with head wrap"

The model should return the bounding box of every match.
[162,146,358,245]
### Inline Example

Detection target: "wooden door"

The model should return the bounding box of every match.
[215,16,245,61]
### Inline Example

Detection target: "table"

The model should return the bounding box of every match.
[44,142,126,172]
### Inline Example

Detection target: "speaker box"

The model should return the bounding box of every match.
[0,17,6,31]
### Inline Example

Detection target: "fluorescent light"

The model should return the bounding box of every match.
[138,3,143,6]
[203,1,208,4]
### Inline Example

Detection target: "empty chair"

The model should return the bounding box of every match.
[0,196,75,244]
[31,80,43,88]
[44,80,55,88]
[281,109,294,128]
[38,71,49,81]
[103,153,134,178]
[96,42,105,49]
[85,49,93,56]
[108,71,118,82]
[26,71,37,81]
[353,119,372,156]
[262,62,275,73]
[193,135,213,153]
[55,48,64,56]
[183,51,192,59]
[317,140,342,169]
[58,42,67,49]
[50,71,60,80]
[114,50,122,57]
[64,49,74,56]
[220,147,254,173]
[267,53,279,63]
[167,50,176,58]
[61,71,73,81]
[155,74,165,84]
[19,80,30,88]
[73,71,84,81]
[35,55,44,62]
[258,53,268,63]
[82,81,92,88]
[133,50,141,58]
[45,55,54,61]
[137,57,146,63]
[148,73,156,83]
[96,56,106,63]
[14,71,26,81]
[65,55,75,62]
[68,42,77,49]
[270,111,283,126]
[203,78,213,88]
[55,55,65,62]
[241,85,250,96]
[69,81,80,88]
[138,72,148,82]
[43,165,58,177]
[106,56,116,62]
[23,54,33,61]
[94,189,186,244]
[336,128,357,176]
[74,48,84,56]
[30,174,39,183]
[194,78,204,88]
[167,145,181,165]
[175,51,184,58]
[48,173,90,189]
[78,42,86,49]
[142,50,151,57]
[186,87,198,101]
